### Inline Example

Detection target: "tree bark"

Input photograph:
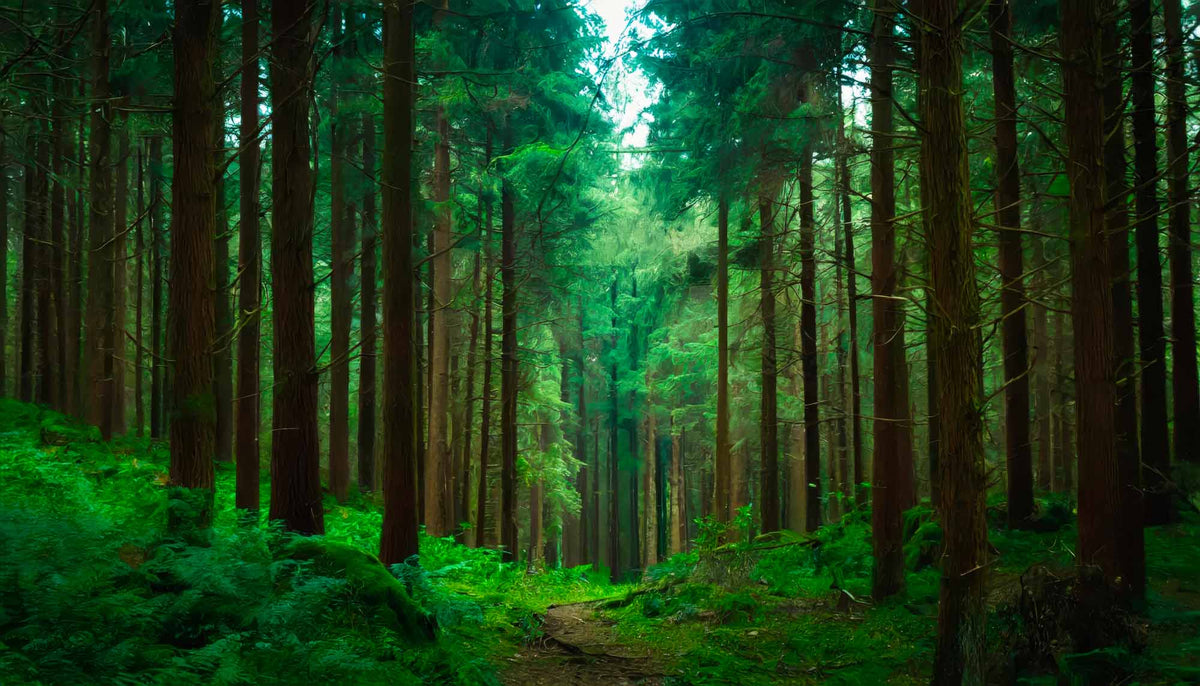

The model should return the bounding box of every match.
[358,107,378,494]
[83,0,113,430]
[1062,0,1141,601]
[380,0,419,565]
[1164,0,1200,465]
[837,92,863,510]
[759,188,779,533]
[714,194,731,522]
[168,0,220,526]
[235,0,262,511]
[19,133,35,404]
[134,142,144,434]
[150,135,164,439]
[112,121,129,434]
[268,0,322,536]
[870,0,905,601]
[500,126,519,562]
[609,275,621,580]
[51,67,68,412]
[916,1,988,682]
[1129,0,1170,522]
[989,0,1033,527]
[475,174,494,547]
[425,103,454,534]
[0,120,7,397]
[328,3,352,502]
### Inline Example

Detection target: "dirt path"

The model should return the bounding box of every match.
[502,601,670,685]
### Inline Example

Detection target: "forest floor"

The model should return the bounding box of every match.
[3,398,1200,685]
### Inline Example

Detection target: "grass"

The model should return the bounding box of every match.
[2,397,1199,684]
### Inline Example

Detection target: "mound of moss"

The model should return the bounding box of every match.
[281,539,437,643]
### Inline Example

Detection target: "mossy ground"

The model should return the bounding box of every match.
[1,398,1198,684]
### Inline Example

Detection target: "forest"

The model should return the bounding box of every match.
[1,0,1200,683]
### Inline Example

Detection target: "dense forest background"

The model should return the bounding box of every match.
[2,0,1200,683]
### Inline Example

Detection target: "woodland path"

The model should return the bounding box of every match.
[502,601,671,685]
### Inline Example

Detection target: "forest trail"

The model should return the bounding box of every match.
[503,601,671,685]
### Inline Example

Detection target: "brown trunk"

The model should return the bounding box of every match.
[759,189,779,533]
[358,108,378,494]
[150,135,164,439]
[425,105,454,534]
[837,97,863,510]
[380,0,419,565]
[669,424,685,555]
[609,276,621,580]
[327,4,351,501]
[990,0,1033,527]
[714,194,731,522]
[69,79,86,415]
[268,0,322,536]
[134,142,144,434]
[628,275,640,568]
[456,252,482,543]
[1165,0,1200,464]
[168,0,220,526]
[212,109,232,461]
[799,146,820,532]
[917,1,989,682]
[34,107,55,408]
[51,69,68,411]
[1131,0,1170,522]
[0,121,7,396]
[577,332,590,563]
[236,0,262,511]
[1062,0,1138,600]
[591,412,601,565]
[1032,232,1053,492]
[475,178,494,547]
[19,134,35,403]
[500,127,519,562]
[870,0,905,601]
[83,0,113,429]
[1101,6,1146,598]
[112,121,129,434]
[643,405,658,568]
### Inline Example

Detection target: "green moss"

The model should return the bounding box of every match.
[281,539,437,644]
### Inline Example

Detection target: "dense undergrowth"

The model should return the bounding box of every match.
[2,398,1199,685]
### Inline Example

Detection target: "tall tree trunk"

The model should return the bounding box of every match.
[34,109,55,408]
[799,146,820,533]
[714,194,731,522]
[51,68,68,411]
[1164,0,1200,465]
[212,107,232,460]
[1131,0,1170,522]
[608,275,621,581]
[83,0,112,428]
[628,275,640,568]
[457,251,481,543]
[19,134,35,403]
[499,126,519,562]
[358,107,378,494]
[0,121,7,397]
[870,0,905,602]
[112,121,129,434]
[134,143,144,435]
[70,80,86,415]
[328,4,352,502]
[759,188,779,533]
[577,318,589,562]
[169,0,220,527]
[150,135,164,439]
[1062,0,1140,600]
[475,178,494,547]
[591,414,601,566]
[268,0,322,536]
[1101,5,1146,600]
[1032,232,1053,492]
[917,1,988,682]
[643,409,658,568]
[380,0,418,565]
[426,103,454,535]
[837,94,863,510]
[989,0,1033,527]
[236,0,262,511]
[669,421,684,555]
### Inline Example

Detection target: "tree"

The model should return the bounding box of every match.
[328,2,353,504]
[1164,0,1200,466]
[168,0,220,526]
[869,0,905,602]
[235,0,262,512]
[989,0,1032,527]
[380,0,419,566]
[268,0,322,536]
[916,0,988,681]
[83,0,114,435]
[1130,0,1170,524]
